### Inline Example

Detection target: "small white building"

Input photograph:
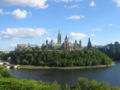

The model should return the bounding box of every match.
[17,44,28,50]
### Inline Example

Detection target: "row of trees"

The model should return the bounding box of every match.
[0,66,119,90]
[6,49,113,66]
[1,77,120,90]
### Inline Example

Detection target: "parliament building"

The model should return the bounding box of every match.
[41,32,82,51]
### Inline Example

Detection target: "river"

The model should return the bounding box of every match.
[9,62,120,87]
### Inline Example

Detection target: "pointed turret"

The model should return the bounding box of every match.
[61,35,70,50]
[65,35,68,42]
[74,40,78,47]
[74,40,78,50]
[50,40,53,46]
[75,40,78,45]
[46,40,49,46]
[87,38,92,49]
[79,40,82,48]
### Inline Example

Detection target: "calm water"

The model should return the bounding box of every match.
[9,62,120,87]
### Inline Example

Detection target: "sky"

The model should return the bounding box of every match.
[0,0,120,51]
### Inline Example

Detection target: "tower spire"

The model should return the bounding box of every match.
[57,31,61,44]
[65,35,68,41]
[87,38,92,49]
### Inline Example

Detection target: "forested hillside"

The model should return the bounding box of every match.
[5,49,113,66]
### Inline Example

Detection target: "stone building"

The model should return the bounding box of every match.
[41,32,82,51]
[61,35,73,50]
[17,44,28,50]
[16,32,83,51]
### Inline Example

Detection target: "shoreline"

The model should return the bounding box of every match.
[18,63,115,70]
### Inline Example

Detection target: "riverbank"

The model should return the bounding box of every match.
[18,63,115,70]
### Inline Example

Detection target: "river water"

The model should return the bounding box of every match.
[9,62,120,87]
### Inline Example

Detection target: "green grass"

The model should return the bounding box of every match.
[18,63,115,70]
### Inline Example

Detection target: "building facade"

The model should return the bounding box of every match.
[17,44,28,50]
[16,32,83,51]
[41,32,82,51]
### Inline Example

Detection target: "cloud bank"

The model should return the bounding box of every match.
[0,0,48,8]
[0,28,47,40]
[0,8,28,19]
[66,15,85,20]
[90,1,96,7]
[113,0,120,7]
[64,5,79,8]
[69,32,87,40]
[53,0,82,2]
[11,9,28,19]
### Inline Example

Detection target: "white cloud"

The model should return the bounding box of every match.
[108,24,115,27]
[0,0,48,8]
[108,24,120,28]
[90,1,96,7]
[66,15,85,20]
[91,28,103,32]
[0,8,28,19]
[0,9,3,14]
[11,9,28,19]
[0,28,47,40]
[90,34,95,37]
[69,32,87,40]
[108,24,116,27]
[113,0,120,7]
[53,0,82,2]
[10,43,17,48]
[64,5,79,8]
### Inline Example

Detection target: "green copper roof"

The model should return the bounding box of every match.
[53,43,62,47]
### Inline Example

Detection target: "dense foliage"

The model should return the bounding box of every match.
[7,49,113,66]
[99,42,120,60]
[0,76,119,90]
[0,51,7,60]
[0,66,14,78]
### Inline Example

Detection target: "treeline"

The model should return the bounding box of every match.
[0,51,7,60]
[99,42,120,60]
[6,49,113,66]
[0,66,120,90]
[1,77,120,90]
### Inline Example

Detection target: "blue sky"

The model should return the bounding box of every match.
[0,0,120,51]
